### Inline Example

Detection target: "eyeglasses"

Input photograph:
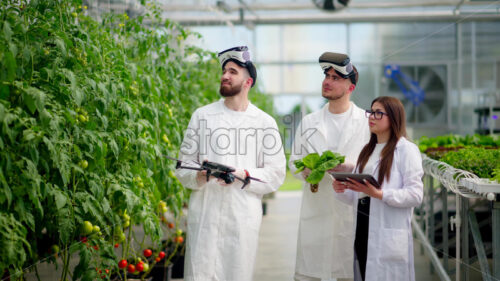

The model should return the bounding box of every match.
[217,46,251,66]
[365,109,388,120]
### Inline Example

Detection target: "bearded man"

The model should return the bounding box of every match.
[175,46,286,281]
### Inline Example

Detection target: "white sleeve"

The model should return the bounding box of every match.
[382,143,424,208]
[333,189,357,205]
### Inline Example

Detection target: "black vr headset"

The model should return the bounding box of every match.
[218,46,257,87]
[319,52,357,85]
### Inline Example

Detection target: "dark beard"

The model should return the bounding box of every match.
[219,83,242,97]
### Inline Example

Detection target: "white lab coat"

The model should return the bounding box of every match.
[175,100,286,281]
[334,137,424,281]
[288,102,370,279]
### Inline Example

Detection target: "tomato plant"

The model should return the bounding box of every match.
[0,0,276,279]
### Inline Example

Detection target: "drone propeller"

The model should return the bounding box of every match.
[164,155,204,171]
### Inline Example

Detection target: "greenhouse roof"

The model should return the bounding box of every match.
[109,0,500,25]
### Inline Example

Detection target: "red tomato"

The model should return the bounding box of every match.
[175,236,184,243]
[158,251,166,259]
[136,263,144,272]
[143,249,152,257]
[118,259,127,269]
[127,264,135,273]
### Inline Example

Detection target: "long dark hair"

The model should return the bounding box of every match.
[356,96,407,186]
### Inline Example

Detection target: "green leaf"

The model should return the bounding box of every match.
[24,87,46,113]
[0,169,12,207]
[55,38,67,57]
[3,21,13,42]
[4,50,17,82]
[57,206,74,244]
[53,189,68,209]
[302,153,320,169]
[316,159,341,172]
[109,138,119,158]
[73,246,91,280]
[306,169,325,184]
[319,150,335,162]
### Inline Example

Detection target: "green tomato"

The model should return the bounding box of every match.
[176,229,183,236]
[161,205,168,213]
[82,221,93,235]
[162,134,169,144]
[122,213,130,221]
[123,220,130,228]
[51,244,60,254]
[142,263,149,272]
[159,200,166,208]
[92,225,100,233]
[117,232,126,242]
[79,160,88,169]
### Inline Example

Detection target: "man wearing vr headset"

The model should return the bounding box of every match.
[175,46,285,281]
[289,52,371,281]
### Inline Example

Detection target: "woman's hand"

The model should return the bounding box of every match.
[344,178,383,200]
[332,180,348,193]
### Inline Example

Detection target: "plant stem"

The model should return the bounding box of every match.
[34,264,41,281]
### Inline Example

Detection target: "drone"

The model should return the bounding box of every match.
[166,156,265,189]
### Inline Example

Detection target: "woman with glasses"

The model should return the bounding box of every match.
[332,96,423,281]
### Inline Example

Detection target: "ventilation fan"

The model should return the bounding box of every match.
[382,64,447,124]
[312,0,350,11]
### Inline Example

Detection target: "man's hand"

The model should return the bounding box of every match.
[301,168,311,180]
[328,162,355,173]
[196,170,208,186]
[217,169,246,186]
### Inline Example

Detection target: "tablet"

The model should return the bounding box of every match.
[329,172,381,189]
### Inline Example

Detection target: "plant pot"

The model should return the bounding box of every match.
[149,262,173,281]
[127,277,153,281]
[110,274,153,281]
[171,255,184,279]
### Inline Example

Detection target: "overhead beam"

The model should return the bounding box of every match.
[165,10,500,26]
[160,1,497,12]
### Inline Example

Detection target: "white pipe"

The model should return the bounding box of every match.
[412,218,452,281]
[456,194,462,281]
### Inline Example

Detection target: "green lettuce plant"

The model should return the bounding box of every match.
[294,151,345,192]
